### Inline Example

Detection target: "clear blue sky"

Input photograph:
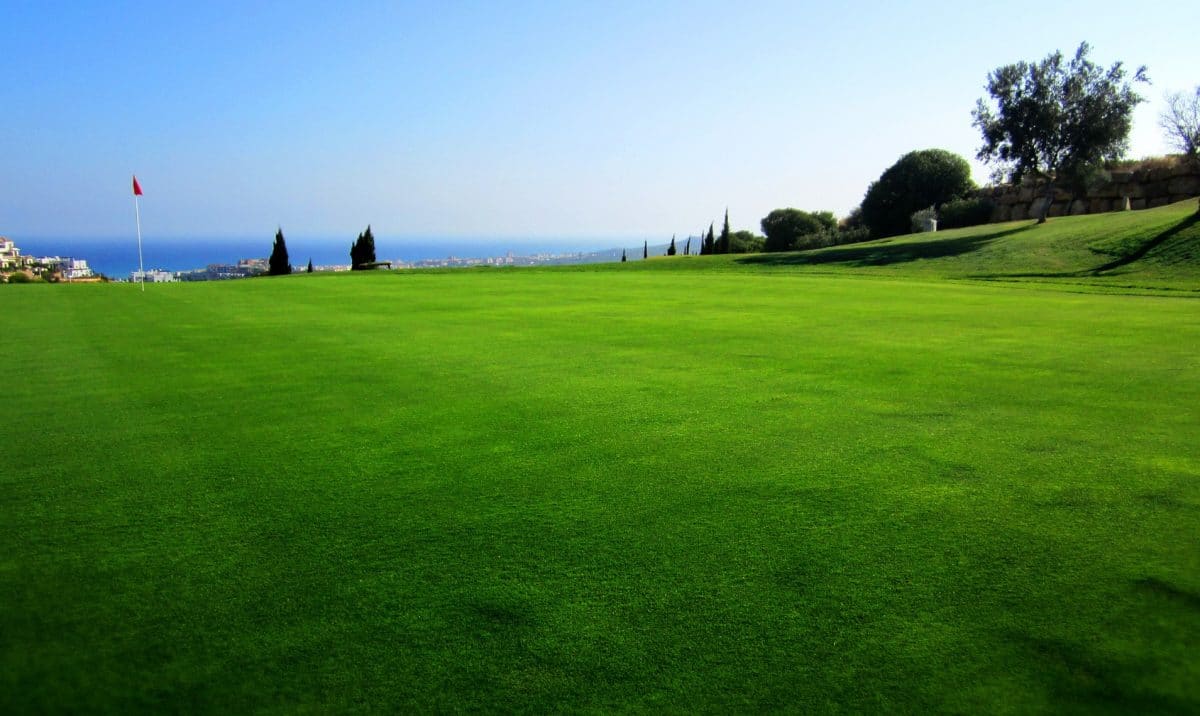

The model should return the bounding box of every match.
[2,0,1196,241]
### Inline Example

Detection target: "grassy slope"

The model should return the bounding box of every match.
[550,199,1200,294]
[2,204,1200,712]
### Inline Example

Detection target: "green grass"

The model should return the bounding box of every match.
[3,203,1200,712]
[556,199,1200,294]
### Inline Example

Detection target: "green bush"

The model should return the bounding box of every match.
[761,209,837,252]
[938,197,995,229]
[835,226,872,246]
[793,231,838,251]
[728,231,765,254]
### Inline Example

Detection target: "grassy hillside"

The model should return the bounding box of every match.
[2,204,1199,712]
[554,199,1200,293]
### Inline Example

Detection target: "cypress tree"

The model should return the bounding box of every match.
[643,240,648,259]
[621,249,627,262]
[360,223,374,262]
[719,208,731,254]
[685,236,691,255]
[704,223,715,255]
[351,224,377,270]
[306,258,314,273]
[269,227,291,275]
[667,234,676,256]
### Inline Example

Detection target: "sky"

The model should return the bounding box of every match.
[2,0,1197,242]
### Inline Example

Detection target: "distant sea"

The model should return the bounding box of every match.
[15,236,626,278]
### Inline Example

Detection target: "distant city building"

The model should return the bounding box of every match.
[206,263,240,279]
[61,258,93,280]
[130,269,177,283]
[238,258,268,272]
[29,256,92,279]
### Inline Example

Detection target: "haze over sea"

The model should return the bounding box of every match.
[16,237,625,277]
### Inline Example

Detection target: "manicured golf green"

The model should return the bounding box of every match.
[3,206,1199,712]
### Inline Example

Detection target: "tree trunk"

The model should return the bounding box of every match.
[1037,181,1055,224]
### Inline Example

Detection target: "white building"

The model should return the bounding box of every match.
[130,269,177,283]
[0,237,28,270]
[61,258,93,280]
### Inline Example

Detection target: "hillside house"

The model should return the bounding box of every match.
[1,237,29,270]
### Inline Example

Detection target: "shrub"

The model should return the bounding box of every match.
[761,209,837,252]
[835,226,872,246]
[1105,155,1184,172]
[793,231,839,251]
[728,231,765,254]
[938,197,994,229]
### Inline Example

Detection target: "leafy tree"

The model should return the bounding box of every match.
[972,42,1148,223]
[350,225,377,270]
[760,209,836,252]
[667,234,677,256]
[860,150,975,238]
[728,230,765,254]
[704,223,715,255]
[718,209,731,254]
[306,258,314,273]
[268,228,291,275]
[1160,86,1200,162]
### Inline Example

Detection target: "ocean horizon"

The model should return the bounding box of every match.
[13,236,636,277]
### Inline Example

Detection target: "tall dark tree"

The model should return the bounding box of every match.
[684,236,691,255]
[643,240,648,259]
[718,209,731,254]
[268,228,291,276]
[306,258,314,273]
[350,225,377,270]
[704,223,715,255]
[973,42,1148,223]
[621,249,627,262]
[667,234,677,256]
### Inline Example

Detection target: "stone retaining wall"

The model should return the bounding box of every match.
[981,162,1200,222]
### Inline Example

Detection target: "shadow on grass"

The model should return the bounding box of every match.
[735,224,1035,269]
[1007,630,1195,712]
[1133,576,1200,611]
[1091,212,1200,273]
[971,213,1200,281]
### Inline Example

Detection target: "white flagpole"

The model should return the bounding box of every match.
[133,183,145,292]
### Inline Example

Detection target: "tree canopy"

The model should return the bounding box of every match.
[760,209,836,252]
[860,149,975,238]
[972,42,1148,222]
[268,228,291,276]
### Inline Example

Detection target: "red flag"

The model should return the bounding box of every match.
[132,175,143,196]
